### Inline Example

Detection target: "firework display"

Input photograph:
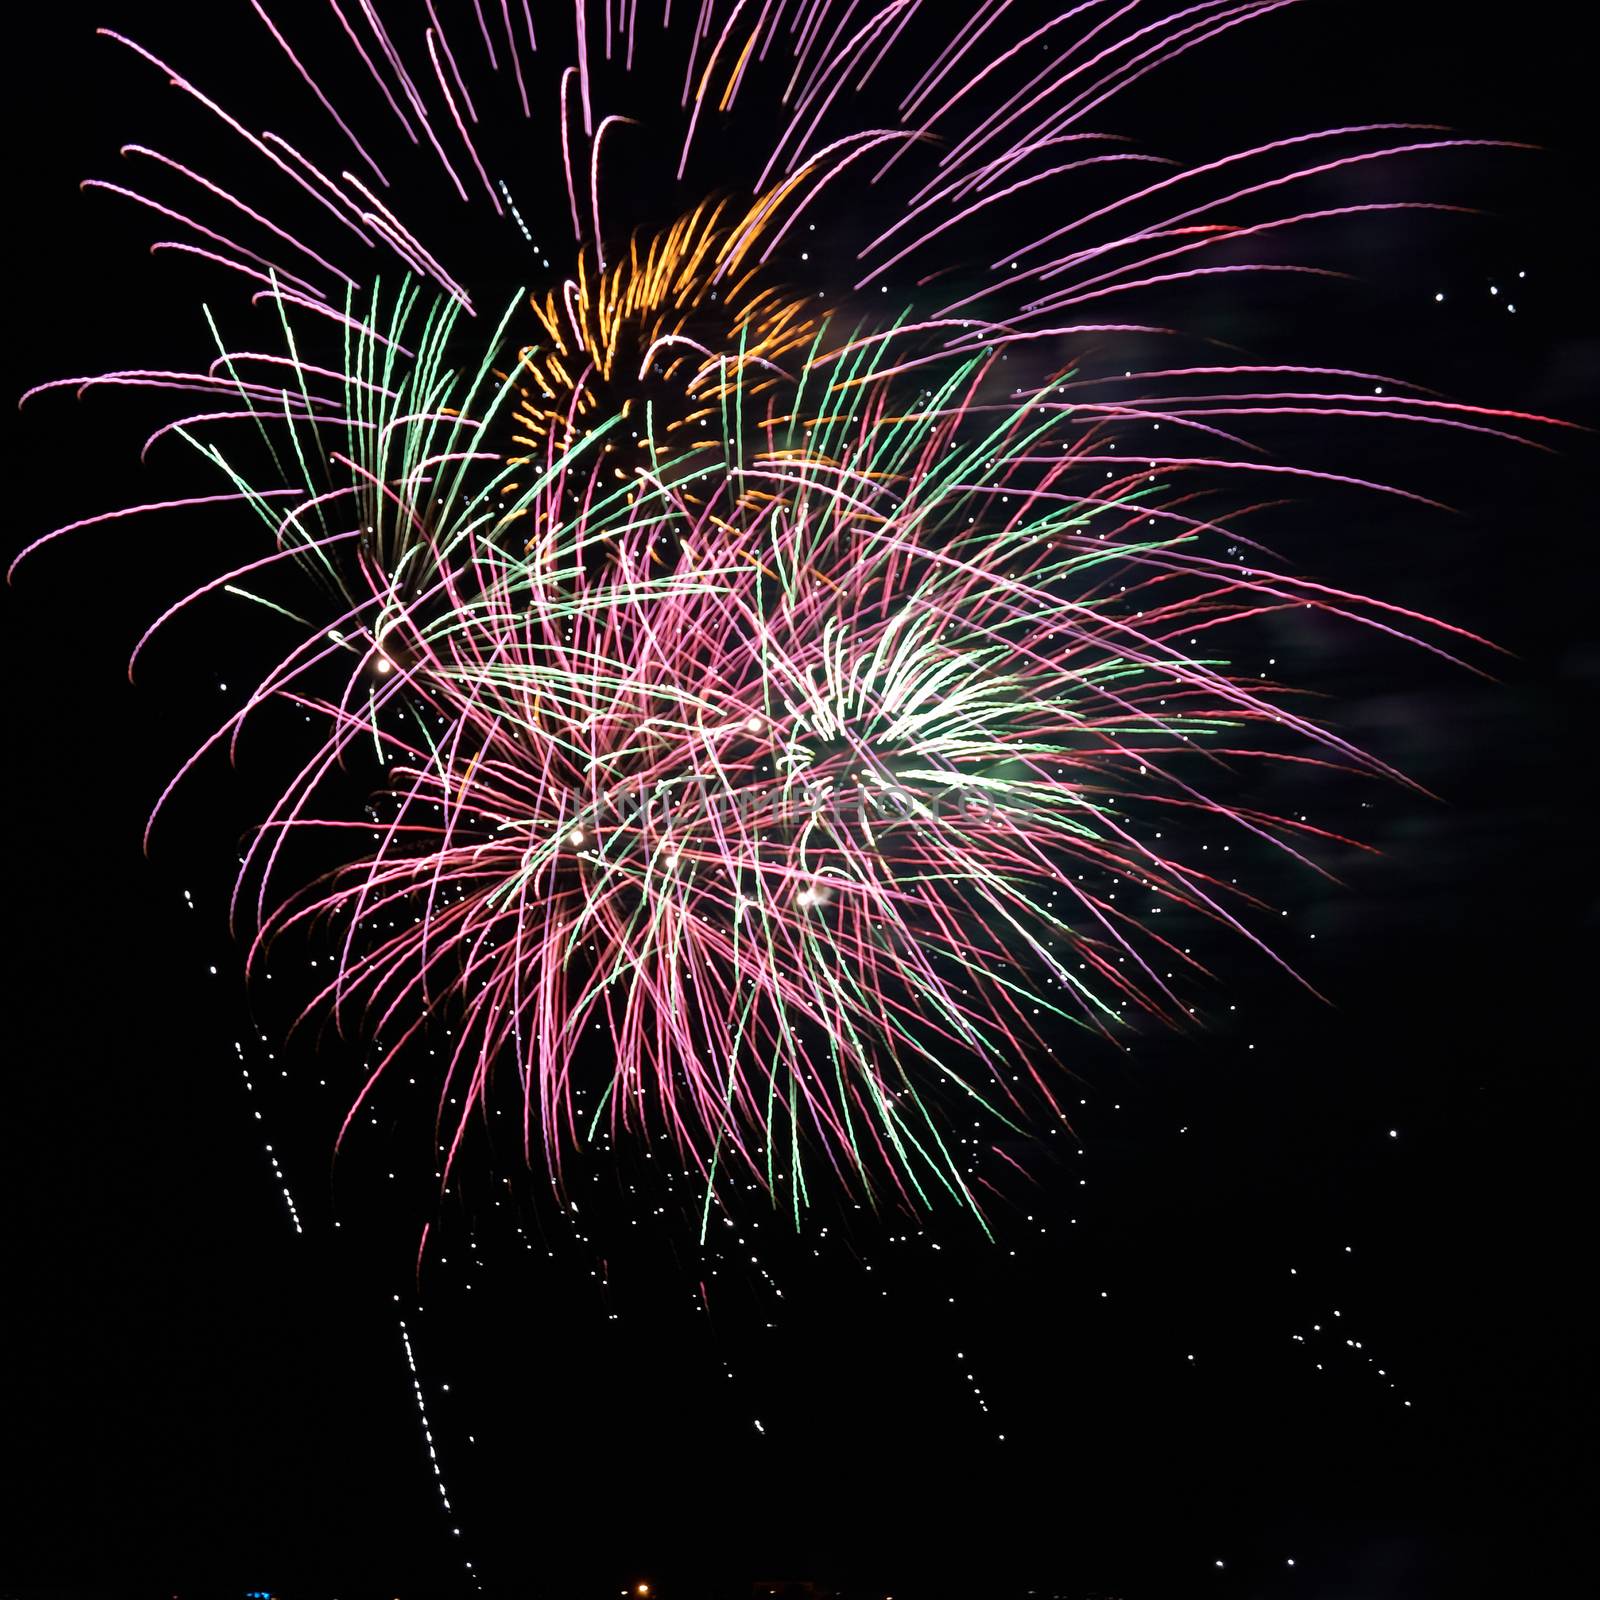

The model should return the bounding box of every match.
[14,0,1562,1219]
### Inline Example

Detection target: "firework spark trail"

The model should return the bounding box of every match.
[13,2,1567,1221]
[395,1300,481,1588]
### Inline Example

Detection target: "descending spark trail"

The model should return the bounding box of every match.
[233,1037,305,1236]
[396,1300,481,1589]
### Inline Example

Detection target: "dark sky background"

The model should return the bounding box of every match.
[3,4,1594,1597]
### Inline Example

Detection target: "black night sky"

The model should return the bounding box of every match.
[3,4,1594,1597]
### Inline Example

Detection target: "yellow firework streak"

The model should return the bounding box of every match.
[509,193,820,470]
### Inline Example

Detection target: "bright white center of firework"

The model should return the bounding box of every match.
[745,715,763,733]
[375,655,392,674]
[568,829,585,846]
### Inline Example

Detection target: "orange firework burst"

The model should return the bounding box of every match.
[509,192,821,482]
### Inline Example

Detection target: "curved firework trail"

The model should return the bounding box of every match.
[13,1,1567,1222]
